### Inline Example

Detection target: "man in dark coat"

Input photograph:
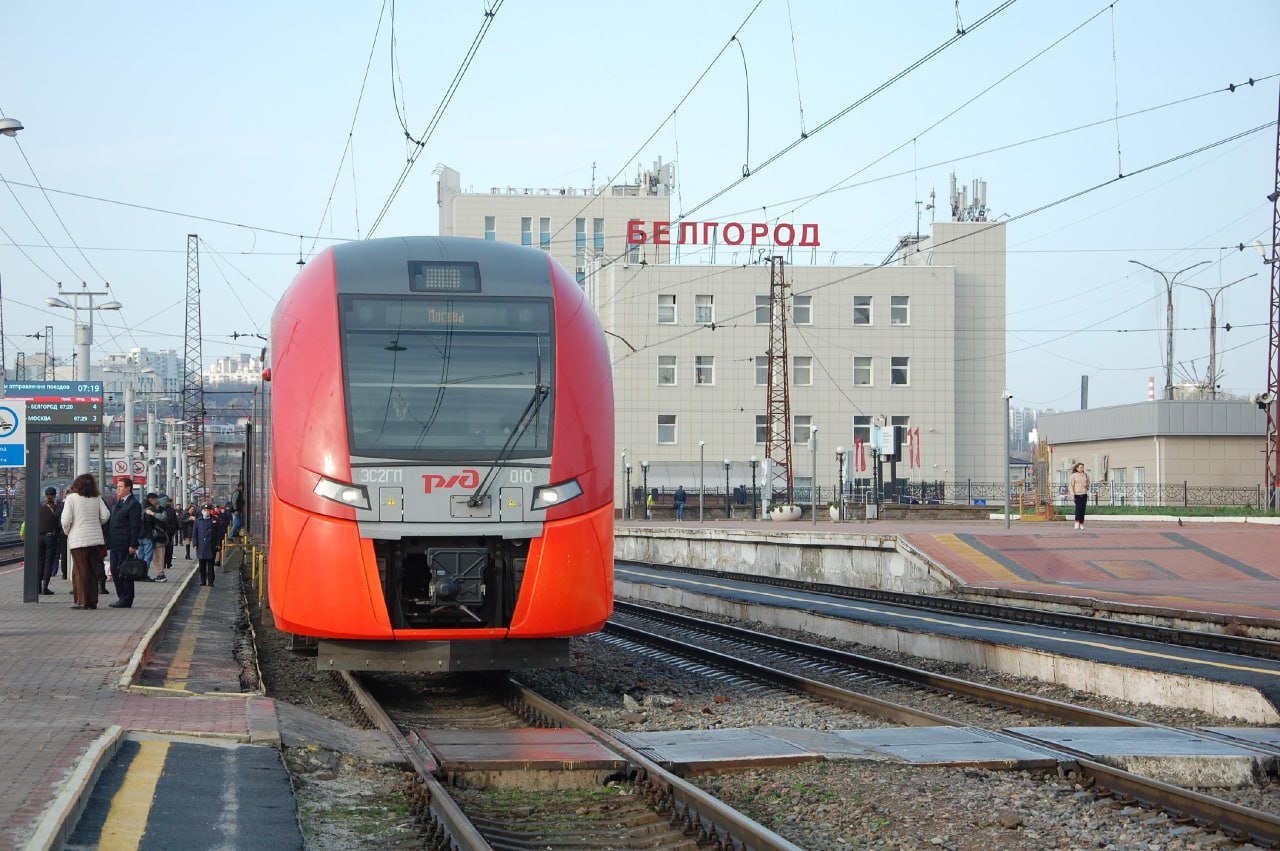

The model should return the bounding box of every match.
[192,505,218,586]
[36,487,60,595]
[106,477,143,608]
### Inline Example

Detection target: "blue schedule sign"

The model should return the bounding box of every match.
[0,444,24,466]
[3,380,104,398]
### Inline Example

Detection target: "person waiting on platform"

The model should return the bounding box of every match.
[193,505,218,587]
[61,474,110,610]
[1069,462,1091,530]
[673,486,687,521]
[36,487,61,595]
[106,478,143,608]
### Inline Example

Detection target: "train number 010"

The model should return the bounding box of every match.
[508,469,534,484]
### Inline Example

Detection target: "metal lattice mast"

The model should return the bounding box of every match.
[1266,83,1280,510]
[183,234,206,502]
[13,352,25,381]
[764,256,794,502]
[42,325,54,378]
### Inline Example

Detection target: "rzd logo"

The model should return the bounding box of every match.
[421,469,480,493]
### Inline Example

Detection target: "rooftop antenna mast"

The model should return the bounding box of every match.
[183,235,207,503]
[43,325,54,379]
[764,256,794,504]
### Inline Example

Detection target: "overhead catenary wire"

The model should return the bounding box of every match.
[546,0,768,244]
[366,0,505,237]
[676,0,1020,224]
[308,0,388,258]
[610,118,1278,366]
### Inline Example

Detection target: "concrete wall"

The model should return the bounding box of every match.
[616,528,954,594]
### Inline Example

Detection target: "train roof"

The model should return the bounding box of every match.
[331,236,555,297]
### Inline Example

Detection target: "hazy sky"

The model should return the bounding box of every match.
[2,0,1277,411]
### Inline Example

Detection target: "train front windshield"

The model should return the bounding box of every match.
[340,296,554,460]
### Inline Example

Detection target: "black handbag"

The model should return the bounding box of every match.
[151,528,170,546]
[115,556,149,581]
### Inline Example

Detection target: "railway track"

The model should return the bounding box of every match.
[610,601,1280,847]
[335,669,803,850]
[619,560,1280,658]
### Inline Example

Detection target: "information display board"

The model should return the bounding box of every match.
[2,381,103,433]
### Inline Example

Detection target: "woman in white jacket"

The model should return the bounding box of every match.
[60,473,110,609]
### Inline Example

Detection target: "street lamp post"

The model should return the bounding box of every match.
[1129,260,1211,400]
[620,450,627,519]
[1176,273,1258,399]
[835,445,846,521]
[624,464,632,521]
[46,285,122,477]
[698,441,705,522]
[810,426,818,526]
[640,461,649,519]
[1004,392,1013,529]
[723,459,731,520]
[749,456,758,519]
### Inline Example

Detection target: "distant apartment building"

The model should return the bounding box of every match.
[439,165,1007,502]
[204,352,262,386]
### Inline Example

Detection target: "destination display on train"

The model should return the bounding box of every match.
[1,381,103,432]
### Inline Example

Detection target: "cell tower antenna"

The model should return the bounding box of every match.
[183,235,207,503]
[764,256,794,503]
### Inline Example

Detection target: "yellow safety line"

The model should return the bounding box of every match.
[617,567,1280,678]
[162,587,212,691]
[931,533,1025,583]
[99,739,169,851]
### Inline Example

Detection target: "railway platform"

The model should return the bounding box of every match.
[0,553,300,851]
[617,516,1280,626]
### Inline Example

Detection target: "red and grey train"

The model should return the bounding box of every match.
[266,236,613,668]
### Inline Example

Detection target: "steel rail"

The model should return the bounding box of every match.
[339,671,491,851]
[509,680,806,851]
[620,559,1280,658]
[614,601,1146,727]
[610,604,1280,848]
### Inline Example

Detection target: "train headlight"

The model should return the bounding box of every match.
[532,478,583,510]
[313,476,370,510]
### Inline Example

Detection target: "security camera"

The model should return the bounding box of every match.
[1254,391,1276,410]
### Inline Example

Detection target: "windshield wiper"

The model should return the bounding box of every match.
[467,382,550,507]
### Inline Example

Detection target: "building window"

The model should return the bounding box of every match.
[484,216,496,241]
[853,415,871,445]
[657,414,677,444]
[891,415,910,429]
[793,415,812,445]
[891,295,910,325]
[755,356,768,386]
[593,217,605,251]
[657,355,677,386]
[657,294,676,324]
[853,295,872,326]
[793,356,812,386]
[521,217,532,246]
[755,414,767,444]
[695,294,714,325]
[755,295,770,325]
[793,295,812,325]
[695,355,715,385]
[575,217,586,250]
[539,217,551,250]
[891,356,910,386]
[852,356,873,386]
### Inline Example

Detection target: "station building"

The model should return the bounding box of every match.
[1037,399,1268,498]
[437,164,1007,505]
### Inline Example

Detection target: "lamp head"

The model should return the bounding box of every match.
[0,117,23,137]
[100,301,122,311]
[723,458,730,467]
[640,461,649,469]
[836,445,846,455]
[46,297,70,309]
[749,455,757,464]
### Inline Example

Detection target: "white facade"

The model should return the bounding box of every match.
[204,352,262,386]
[439,167,1006,503]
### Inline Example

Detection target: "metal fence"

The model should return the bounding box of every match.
[628,480,1271,516]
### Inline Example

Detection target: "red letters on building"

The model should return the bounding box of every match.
[624,220,820,247]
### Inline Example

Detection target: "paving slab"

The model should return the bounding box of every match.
[1010,726,1272,787]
